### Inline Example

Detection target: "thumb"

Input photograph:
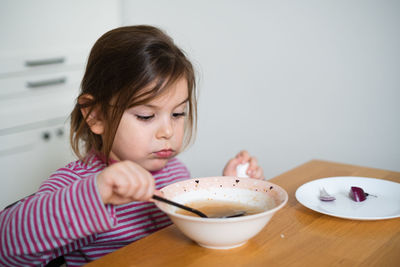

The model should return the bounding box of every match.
[150,189,163,203]
[223,157,241,176]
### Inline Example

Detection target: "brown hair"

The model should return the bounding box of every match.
[70,25,197,162]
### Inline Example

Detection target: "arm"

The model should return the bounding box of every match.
[0,159,155,266]
[0,172,117,266]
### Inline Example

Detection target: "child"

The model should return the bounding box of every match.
[0,25,264,266]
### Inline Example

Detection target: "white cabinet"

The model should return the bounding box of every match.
[0,0,121,209]
[0,121,74,207]
[0,76,78,208]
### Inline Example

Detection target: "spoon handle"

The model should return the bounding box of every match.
[152,195,208,218]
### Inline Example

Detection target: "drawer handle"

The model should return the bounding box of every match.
[25,57,65,67]
[26,77,67,88]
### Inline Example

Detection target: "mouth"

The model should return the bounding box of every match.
[154,149,175,159]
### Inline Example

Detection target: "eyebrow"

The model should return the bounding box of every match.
[143,97,189,109]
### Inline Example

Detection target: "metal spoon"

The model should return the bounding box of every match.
[152,195,208,218]
[152,195,246,218]
[222,211,246,218]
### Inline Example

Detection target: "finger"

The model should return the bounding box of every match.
[153,189,163,197]
[247,157,258,173]
[146,174,156,199]
[120,162,143,199]
[114,175,134,198]
[223,157,241,176]
[236,150,250,163]
[143,179,155,201]
[251,165,264,180]
[125,162,155,201]
[252,166,264,180]
[135,174,153,201]
[149,190,163,203]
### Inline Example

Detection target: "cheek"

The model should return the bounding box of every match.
[114,117,150,149]
[129,129,153,148]
[174,122,185,143]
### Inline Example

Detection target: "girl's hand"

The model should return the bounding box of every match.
[223,150,264,180]
[96,161,155,205]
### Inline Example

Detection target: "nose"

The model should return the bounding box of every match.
[156,117,173,139]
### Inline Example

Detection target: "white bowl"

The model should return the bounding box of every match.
[155,176,288,249]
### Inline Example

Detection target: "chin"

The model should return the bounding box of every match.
[146,159,169,172]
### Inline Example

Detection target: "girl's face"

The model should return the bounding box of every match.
[110,78,188,171]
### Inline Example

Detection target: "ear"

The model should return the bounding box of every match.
[79,94,105,135]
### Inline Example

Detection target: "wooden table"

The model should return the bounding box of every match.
[86,160,400,267]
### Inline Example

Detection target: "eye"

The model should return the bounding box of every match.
[172,112,186,118]
[136,114,155,121]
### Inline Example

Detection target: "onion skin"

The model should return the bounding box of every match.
[350,186,367,202]
[319,188,336,201]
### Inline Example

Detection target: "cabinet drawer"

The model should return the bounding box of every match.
[0,49,88,76]
[0,89,77,131]
[0,121,75,209]
[0,120,68,155]
[0,68,83,99]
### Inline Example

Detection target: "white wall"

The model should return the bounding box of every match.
[0,0,121,58]
[121,0,400,179]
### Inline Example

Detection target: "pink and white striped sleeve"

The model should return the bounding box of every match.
[0,173,117,266]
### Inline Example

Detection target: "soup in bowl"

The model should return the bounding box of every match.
[155,176,288,249]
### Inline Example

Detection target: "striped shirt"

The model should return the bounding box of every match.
[0,154,190,266]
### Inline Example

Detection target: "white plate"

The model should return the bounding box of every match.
[295,176,400,220]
